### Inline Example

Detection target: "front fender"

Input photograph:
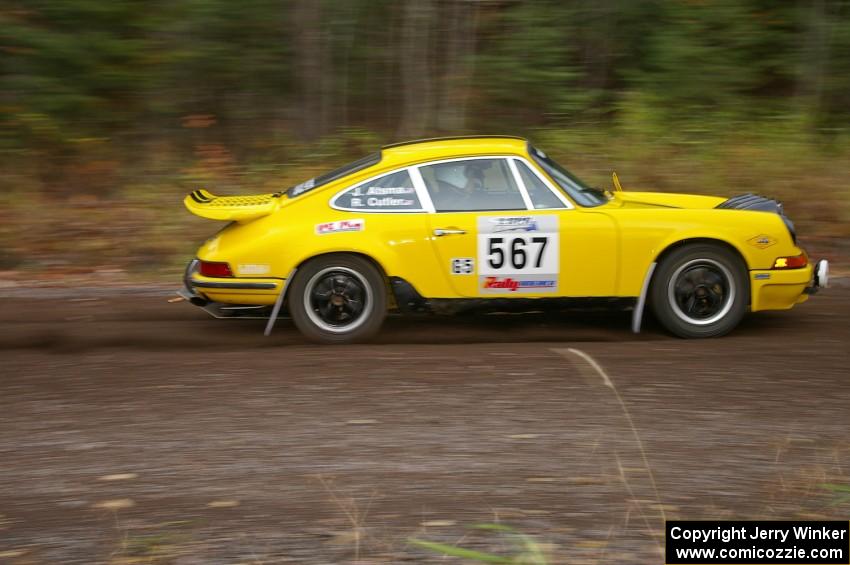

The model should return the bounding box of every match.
[612,208,800,297]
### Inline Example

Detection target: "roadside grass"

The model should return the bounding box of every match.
[821,484,850,507]
[313,474,377,562]
[107,518,197,565]
[84,474,850,564]
[821,483,850,507]
[411,523,550,564]
[410,347,666,564]
[5,448,842,563]
[409,350,850,563]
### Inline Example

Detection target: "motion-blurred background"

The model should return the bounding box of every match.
[1,0,848,283]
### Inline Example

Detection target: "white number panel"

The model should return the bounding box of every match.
[476,215,559,293]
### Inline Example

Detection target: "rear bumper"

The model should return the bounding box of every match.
[191,279,277,290]
[183,259,283,306]
[750,259,828,312]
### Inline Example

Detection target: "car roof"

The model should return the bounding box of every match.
[379,136,529,168]
[284,136,531,200]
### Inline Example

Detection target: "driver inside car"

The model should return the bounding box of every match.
[439,161,490,210]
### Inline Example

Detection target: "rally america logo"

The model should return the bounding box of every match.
[490,216,539,233]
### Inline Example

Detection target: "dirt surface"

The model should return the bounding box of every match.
[1,286,849,564]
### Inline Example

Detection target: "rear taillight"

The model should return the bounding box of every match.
[199,260,233,277]
[772,254,808,269]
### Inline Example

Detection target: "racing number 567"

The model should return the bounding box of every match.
[487,236,548,270]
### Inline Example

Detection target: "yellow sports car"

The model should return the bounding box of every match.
[180,136,828,343]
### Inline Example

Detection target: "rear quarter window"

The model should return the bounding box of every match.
[331,169,423,212]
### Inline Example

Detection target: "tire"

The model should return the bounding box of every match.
[650,243,748,338]
[288,254,387,344]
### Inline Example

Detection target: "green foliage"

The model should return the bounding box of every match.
[411,523,549,564]
[820,483,850,507]
[3,0,849,158]
[641,2,774,119]
[475,0,580,123]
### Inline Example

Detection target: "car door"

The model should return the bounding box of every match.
[511,157,618,298]
[413,156,617,298]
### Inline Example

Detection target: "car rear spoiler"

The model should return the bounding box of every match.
[183,189,280,222]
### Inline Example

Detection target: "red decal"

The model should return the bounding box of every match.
[482,277,520,291]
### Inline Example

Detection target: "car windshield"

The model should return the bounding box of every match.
[284,152,381,198]
[528,144,607,207]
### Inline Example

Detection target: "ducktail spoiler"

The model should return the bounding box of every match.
[183,189,281,222]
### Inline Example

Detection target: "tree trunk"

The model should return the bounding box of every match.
[797,0,831,126]
[293,0,328,141]
[437,0,479,133]
[397,0,435,139]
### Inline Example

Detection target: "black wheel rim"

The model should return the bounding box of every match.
[306,268,369,331]
[668,259,734,325]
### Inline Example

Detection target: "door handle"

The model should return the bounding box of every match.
[433,228,467,237]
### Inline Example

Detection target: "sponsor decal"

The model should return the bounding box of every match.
[489,216,540,233]
[349,196,416,208]
[334,171,422,211]
[351,185,415,196]
[451,258,474,275]
[290,178,316,197]
[238,263,271,275]
[315,219,365,235]
[747,234,777,249]
[481,276,557,292]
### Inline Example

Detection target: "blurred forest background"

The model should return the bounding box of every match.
[1,0,849,282]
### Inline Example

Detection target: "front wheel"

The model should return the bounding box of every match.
[289,254,387,344]
[650,244,748,338]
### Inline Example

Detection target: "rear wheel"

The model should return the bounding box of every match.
[650,244,748,338]
[289,254,387,344]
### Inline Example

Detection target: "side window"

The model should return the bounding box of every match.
[332,169,422,212]
[515,160,566,209]
[419,158,527,212]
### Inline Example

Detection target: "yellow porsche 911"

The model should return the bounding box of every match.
[180,136,828,343]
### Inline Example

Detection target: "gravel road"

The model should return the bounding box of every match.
[1,286,848,563]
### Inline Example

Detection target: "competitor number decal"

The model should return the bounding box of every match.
[486,237,548,270]
[477,215,559,293]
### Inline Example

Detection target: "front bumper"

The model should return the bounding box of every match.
[750,259,828,312]
[811,258,830,291]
